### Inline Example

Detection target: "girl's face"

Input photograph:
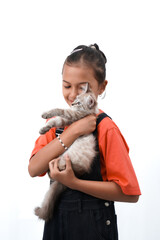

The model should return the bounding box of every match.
[62,64,107,106]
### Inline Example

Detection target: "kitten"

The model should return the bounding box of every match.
[34,88,99,221]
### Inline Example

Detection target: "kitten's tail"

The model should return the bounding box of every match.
[34,181,66,221]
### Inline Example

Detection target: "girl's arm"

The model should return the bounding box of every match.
[49,156,139,203]
[28,115,97,177]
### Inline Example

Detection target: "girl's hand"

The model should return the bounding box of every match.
[49,155,78,189]
[69,114,97,137]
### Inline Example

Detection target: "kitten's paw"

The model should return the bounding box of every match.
[34,207,41,217]
[34,207,50,221]
[39,126,49,135]
[41,112,49,119]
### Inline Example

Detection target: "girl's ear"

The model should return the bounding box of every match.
[99,80,108,95]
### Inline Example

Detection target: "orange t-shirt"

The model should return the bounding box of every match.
[30,110,141,196]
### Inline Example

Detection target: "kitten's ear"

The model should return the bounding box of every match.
[81,83,92,94]
[81,82,89,93]
[87,95,96,109]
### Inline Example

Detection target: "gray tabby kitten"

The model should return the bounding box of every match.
[34,87,99,221]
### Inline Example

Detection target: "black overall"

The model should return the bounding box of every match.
[43,113,118,240]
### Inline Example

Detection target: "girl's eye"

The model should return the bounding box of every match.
[78,86,85,92]
[78,83,88,94]
[80,87,84,90]
[64,86,71,89]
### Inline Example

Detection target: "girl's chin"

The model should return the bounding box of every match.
[66,101,72,107]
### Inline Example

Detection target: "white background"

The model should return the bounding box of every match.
[0,0,160,239]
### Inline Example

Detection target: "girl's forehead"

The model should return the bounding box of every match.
[62,64,97,84]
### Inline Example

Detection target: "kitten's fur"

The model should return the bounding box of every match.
[34,88,99,221]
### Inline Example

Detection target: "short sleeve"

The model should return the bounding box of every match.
[30,128,56,159]
[30,128,56,176]
[98,118,141,195]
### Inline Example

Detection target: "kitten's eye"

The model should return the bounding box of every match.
[71,101,81,106]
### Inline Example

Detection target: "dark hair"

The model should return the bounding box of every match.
[63,44,107,84]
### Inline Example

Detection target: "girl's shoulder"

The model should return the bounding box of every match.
[97,109,129,152]
[97,109,119,132]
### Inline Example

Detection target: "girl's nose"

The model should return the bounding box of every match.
[69,88,78,100]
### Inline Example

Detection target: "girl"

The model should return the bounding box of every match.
[28,44,141,240]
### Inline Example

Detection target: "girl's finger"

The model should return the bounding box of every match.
[49,159,54,167]
[53,158,59,168]
[50,159,55,164]
[65,155,72,168]
[49,161,54,171]
[49,158,59,169]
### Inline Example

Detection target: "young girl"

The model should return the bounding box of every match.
[28,44,141,240]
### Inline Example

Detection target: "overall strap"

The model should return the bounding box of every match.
[55,128,64,136]
[96,112,112,128]
[92,112,111,136]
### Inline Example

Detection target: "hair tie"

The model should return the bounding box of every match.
[70,48,83,55]
[89,45,96,50]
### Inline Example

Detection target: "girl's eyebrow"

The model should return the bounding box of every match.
[63,80,88,85]
[63,80,70,84]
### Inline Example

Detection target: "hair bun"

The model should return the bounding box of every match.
[89,43,107,64]
[89,43,99,50]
